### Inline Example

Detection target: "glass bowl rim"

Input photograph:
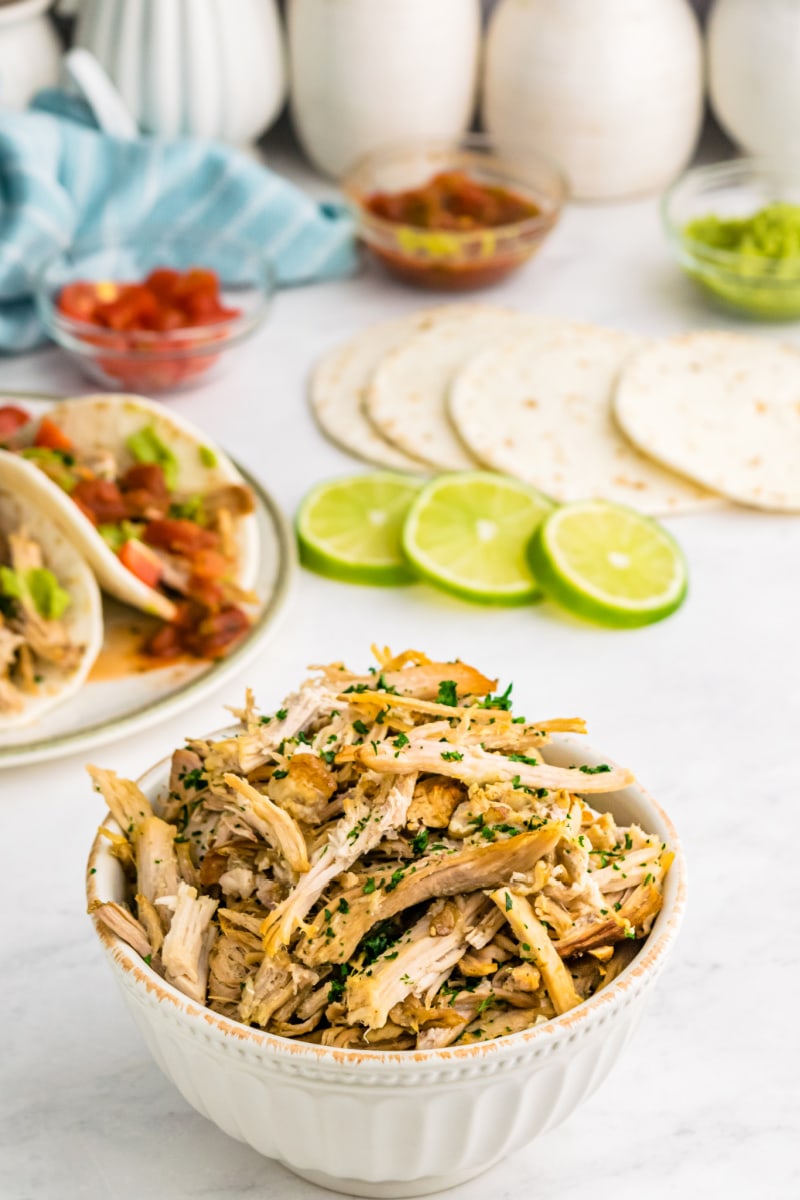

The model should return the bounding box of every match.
[342,132,569,250]
[663,156,800,272]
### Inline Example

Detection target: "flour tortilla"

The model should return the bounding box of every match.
[310,310,464,472]
[614,332,800,512]
[449,323,716,514]
[365,307,556,471]
[9,394,259,620]
[0,453,103,730]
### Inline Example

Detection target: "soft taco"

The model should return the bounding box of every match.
[0,454,103,729]
[0,394,258,661]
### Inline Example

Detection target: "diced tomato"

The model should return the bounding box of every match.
[188,547,229,580]
[0,404,31,439]
[184,605,249,659]
[145,268,181,300]
[100,285,159,332]
[33,417,74,453]
[119,462,168,496]
[57,282,100,323]
[119,539,163,588]
[71,478,129,525]
[143,518,219,558]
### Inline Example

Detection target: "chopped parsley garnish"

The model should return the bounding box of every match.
[412,829,430,856]
[579,763,612,775]
[272,768,288,780]
[327,963,352,1003]
[353,719,369,736]
[436,680,458,707]
[624,832,633,850]
[359,920,401,965]
[338,898,350,914]
[440,750,463,762]
[384,868,405,893]
[476,995,496,1016]
[375,707,389,725]
[179,767,207,790]
[478,683,513,711]
[393,732,409,750]
[363,877,377,894]
[505,891,513,912]
[276,708,288,720]
[509,753,540,767]
[320,749,336,765]
[143,954,152,966]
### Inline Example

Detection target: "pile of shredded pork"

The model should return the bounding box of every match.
[89,649,672,1050]
[0,528,82,715]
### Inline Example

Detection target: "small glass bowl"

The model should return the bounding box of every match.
[664,159,800,320]
[35,230,274,393]
[342,134,567,291]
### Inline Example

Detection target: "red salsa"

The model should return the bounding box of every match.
[366,169,541,231]
[361,169,550,291]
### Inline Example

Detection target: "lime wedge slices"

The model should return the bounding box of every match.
[402,472,554,605]
[296,474,421,586]
[528,500,688,627]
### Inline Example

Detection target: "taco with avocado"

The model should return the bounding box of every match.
[0,394,258,662]
[0,454,103,728]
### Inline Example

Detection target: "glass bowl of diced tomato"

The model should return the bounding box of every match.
[35,230,274,393]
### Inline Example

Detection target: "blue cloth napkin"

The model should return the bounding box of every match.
[0,93,357,353]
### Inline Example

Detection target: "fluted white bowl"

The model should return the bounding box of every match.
[86,733,686,1198]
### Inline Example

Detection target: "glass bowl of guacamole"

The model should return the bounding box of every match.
[664,159,800,319]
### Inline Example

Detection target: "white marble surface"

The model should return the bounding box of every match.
[2,136,799,1200]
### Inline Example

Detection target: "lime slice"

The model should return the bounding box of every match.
[402,472,554,605]
[297,473,421,585]
[527,500,688,628]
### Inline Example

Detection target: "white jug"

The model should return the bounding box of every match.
[483,0,704,201]
[0,0,61,111]
[75,0,287,143]
[288,0,482,179]
[709,0,800,157]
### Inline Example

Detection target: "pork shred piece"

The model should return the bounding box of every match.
[161,881,219,1003]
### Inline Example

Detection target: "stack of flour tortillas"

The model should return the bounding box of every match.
[311,304,800,514]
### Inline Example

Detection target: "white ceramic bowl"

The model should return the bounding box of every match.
[86,733,687,1198]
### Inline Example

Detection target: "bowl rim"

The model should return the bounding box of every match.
[663,156,800,271]
[33,228,275,359]
[86,728,687,1071]
[342,132,568,250]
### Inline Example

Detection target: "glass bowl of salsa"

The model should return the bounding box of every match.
[343,134,567,290]
[35,229,274,393]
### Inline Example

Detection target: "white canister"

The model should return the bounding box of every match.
[709,0,800,157]
[288,0,482,179]
[75,0,287,143]
[0,0,61,110]
[483,0,704,201]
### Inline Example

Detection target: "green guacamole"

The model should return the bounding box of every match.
[682,202,800,318]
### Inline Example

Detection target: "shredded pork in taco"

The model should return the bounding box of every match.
[0,526,83,716]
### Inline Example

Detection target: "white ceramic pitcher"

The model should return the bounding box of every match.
[74,0,287,143]
[288,0,482,179]
[0,0,61,110]
[709,0,800,157]
[483,0,704,200]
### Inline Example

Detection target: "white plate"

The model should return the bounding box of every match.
[0,397,295,769]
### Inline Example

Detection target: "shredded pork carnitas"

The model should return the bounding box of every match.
[89,649,672,1050]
